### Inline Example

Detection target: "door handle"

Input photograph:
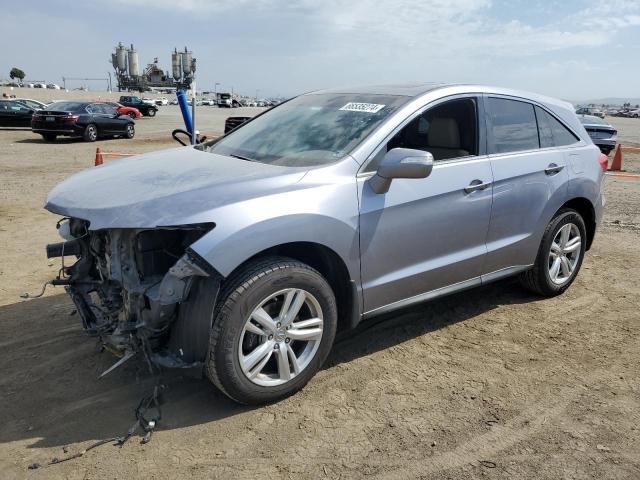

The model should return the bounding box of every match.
[464,179,492,193]
[544,163,564,175]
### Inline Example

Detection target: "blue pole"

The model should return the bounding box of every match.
[177,89,193,135]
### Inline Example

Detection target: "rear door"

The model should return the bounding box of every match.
[482,96,574,277]
[88,104,117,134]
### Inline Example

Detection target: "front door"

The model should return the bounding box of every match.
[358,96,493,315]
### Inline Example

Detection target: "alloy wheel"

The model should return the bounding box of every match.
[548,223,581,285]
[238,288,324,387]
[88,125,97,141]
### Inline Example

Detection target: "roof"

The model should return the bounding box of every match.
[309,83,452,97]
[307,83,573,109]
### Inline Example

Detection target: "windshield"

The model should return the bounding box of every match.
[206,93,408,166]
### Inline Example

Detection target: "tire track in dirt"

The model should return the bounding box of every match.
[371,359,634,479]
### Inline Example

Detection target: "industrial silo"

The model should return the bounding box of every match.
[171,48,182,80]
[181,47,192,76]
[128,44,140,77]
[116,43,128,72]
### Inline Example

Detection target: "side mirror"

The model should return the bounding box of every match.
[368,148,434,194]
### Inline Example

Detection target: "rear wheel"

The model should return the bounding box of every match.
[41,133,56,142]
[600,147,613,155]
[125,123,135,139]
[127,111,136,119]
[520,209,586,296]
[206,257,337,405]
[83,124,98,142]
[147,108,156,117]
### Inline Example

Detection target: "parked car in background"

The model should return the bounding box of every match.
[224,116,251,133]
[43,84,604,405]
[32,101,135,142]
[577,114,617,155]
[13,98,46,110]
[170,99,179,105]
[155,97,169,106]
[201,98,216,106]
[119,95,158,117]
[47,83,61,90]
[104,101,141,119]
[217,92,233,108]
[142,98,155,106]
[625,109,640,118]
[575,107,605,119]
[0,99,35,127]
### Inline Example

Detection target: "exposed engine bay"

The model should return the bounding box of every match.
[46,217,218,374]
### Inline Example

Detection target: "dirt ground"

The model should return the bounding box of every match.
[0,98,639,479]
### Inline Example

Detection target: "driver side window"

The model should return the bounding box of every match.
[364,97,479,172]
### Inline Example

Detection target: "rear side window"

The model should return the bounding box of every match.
[488,98,539,154]
[535,106,579,147]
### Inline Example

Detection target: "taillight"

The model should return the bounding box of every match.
[598,153,608,172]
[62,115,79,121]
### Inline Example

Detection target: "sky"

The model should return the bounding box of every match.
[1,0,639,101]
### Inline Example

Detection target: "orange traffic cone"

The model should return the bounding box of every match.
[95,147,103,166]
[609,145,623,171]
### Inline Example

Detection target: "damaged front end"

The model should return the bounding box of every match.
[47,218,219,374]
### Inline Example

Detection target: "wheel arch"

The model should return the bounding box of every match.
[225,241,360,332]
[558,197,596,250]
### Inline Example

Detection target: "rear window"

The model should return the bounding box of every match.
[488,98,539,154]
[46,102,86,112]
[535,107,579,147]
[578,115,607,126]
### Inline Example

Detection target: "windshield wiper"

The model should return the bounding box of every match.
[229,154,256,162]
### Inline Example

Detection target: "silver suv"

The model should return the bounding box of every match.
[45,84,604,404]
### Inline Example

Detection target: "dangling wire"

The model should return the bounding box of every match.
[20,280,54,300]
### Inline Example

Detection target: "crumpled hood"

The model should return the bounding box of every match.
[45,147,308,229]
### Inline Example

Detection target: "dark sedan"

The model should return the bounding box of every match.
[31,101,135,142]
[224,116,251,133]
[577,114,617,155]
[0,100,35,127]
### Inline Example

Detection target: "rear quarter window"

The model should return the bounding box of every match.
[535,106,579,147]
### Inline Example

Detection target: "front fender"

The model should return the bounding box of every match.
[190,212,360,280]
[188,162,361,280]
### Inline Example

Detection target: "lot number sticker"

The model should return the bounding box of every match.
[340,102,386,113]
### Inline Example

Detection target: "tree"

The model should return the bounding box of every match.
[9,67,25,82]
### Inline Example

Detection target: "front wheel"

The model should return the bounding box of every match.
[206,257,337,405]
[520,209,586,296]
[127,111,136,119]
[147,109,156,117]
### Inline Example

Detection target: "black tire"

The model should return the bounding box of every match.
[41,133,56,142]
[127,111,136,119]
[206,256,337,405]
[147,108,156,117]
[519,209,587,297]
[83,123,98,142]
[125,123,135,139]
